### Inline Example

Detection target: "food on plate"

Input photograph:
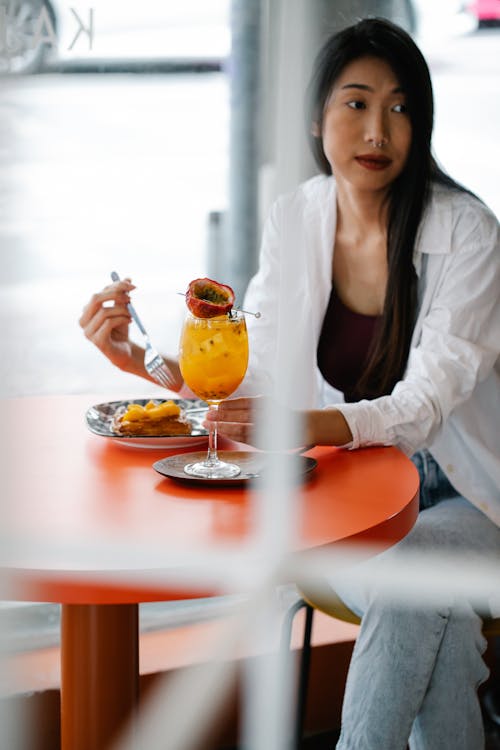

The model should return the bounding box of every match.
[113,400,192,436]
[185,277,235,318]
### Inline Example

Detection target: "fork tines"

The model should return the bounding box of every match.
[147,356,178,390]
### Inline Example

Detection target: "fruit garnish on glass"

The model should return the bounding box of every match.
[178,278,249,479]
[186,277,235,318]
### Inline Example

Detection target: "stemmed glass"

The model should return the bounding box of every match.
[178,310,249,478]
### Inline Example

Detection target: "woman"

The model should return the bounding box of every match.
[215,19,500,749]
[80,19,499,748]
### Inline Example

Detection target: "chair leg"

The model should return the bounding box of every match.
[281,599,315,749]
[295,604,315,747]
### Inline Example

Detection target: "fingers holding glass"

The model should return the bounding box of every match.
[204,397,258,446]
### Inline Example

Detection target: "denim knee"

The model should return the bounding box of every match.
[411,449,458,511]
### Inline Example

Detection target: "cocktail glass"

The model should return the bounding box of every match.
[178,310,249,478]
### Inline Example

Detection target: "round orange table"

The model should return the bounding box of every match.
[1,395,419,750]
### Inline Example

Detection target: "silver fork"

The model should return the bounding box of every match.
[110,271,178,391]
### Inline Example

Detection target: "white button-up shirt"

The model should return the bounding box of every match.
[242,175,500,527]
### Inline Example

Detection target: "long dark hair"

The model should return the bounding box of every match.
[308,18,467,399]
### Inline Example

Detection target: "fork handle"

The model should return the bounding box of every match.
[110,271,148,338]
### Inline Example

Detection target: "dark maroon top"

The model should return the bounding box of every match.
[317,288,381,402]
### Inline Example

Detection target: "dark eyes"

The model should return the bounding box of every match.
[346,100,407,113]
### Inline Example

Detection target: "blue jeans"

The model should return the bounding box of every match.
[334,450,500,750]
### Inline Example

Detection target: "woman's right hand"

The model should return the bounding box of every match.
[79,279,135,371]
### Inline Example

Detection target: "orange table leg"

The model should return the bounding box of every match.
[61,603,139,750]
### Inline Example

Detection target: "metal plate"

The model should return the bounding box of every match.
[85,398,209,449]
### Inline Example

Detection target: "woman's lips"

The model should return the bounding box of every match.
[355,154,392,170]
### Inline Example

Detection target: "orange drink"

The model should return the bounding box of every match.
[179,312,248,403]
[178,309,249,479]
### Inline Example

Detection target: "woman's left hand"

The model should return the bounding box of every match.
[204,397,261,446]
[205,396,305,449]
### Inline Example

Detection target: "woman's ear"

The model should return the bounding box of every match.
[311,121,321,138]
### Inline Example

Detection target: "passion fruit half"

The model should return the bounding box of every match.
[186,277,235,318]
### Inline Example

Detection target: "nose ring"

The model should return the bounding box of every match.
[371,139,387,148]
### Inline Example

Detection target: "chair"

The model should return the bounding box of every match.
[284,588,500,747]
[281,586,361,747]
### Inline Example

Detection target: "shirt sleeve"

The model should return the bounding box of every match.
[333,198,500,455]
